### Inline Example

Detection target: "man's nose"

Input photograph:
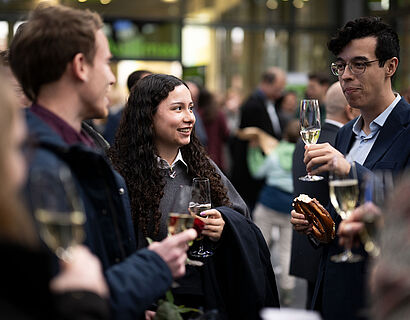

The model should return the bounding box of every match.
[341,64,354,80]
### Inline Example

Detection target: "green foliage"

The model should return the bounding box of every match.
[154,290,202,320]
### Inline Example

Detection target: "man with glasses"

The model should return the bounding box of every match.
[291,17,410,319]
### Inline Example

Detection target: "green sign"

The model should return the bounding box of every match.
[104,20,181,61]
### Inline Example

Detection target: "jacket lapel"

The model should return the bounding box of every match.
[338,123,355,155]
[363,99,409,169]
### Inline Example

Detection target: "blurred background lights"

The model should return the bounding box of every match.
[231,27,244,44]
[266,0,278,10]
[100,0,111,5]
[293,0,304,9]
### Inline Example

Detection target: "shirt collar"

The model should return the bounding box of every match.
[325,119,344,128]
[352,93,401,138]
[30,104,95,148]
[157,149,188,170]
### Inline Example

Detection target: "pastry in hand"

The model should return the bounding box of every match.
[292,194,335,243]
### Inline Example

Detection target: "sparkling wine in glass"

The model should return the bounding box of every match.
[329,161,363,263]
[167,185,202,275]
[189,178,213,258]
[30,166,86,261]
[167,185,195,235]
[299,99,323,181]
[360,170,393,257]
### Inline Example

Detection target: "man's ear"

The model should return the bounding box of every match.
[385,57,398,78]
[71,52,89,82]
[345,104,358,121]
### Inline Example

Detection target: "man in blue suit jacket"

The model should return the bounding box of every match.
[291,17,410,319]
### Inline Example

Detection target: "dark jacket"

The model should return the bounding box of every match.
[25,110,172,320]
[230,90,286,208]
[0,241,109,320]
[290,122,340,283]
[312,98,410,320]
[203,207,280,319]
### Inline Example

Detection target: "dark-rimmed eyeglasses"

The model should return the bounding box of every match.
[330,59,379,76]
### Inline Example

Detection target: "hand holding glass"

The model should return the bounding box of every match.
[329,161,363,263]
[360,170,393,257]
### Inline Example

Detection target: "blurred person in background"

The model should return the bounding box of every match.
[338,176,410,320]
[9,5,196,320]
[103,69,152,144]
[230,67,288,212]
[0,50,31,108]
[277,90,298,120]
[224,87,243,176]
[0,67,110,320]
[401,85,410,103]
[291,17,410,320]
[197,87,229,172]
[247,119,300,306]
[305,72,332,124]
[186,80,208,146]
[290,81,360,309]
[109,73,280,319]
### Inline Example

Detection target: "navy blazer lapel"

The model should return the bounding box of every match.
[338,123,355,155]
[363,99,410,169]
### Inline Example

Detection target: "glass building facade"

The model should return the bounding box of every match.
[0,0,409,94]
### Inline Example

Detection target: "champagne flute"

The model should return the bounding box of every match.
[299,99,323,181]
[167,185,195,236]
[360,170,393,257]
[329,161,363,263]
[29,166,86,262]
[189,178,213,258]
[167,185,203,278]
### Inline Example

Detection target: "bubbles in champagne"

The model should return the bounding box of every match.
[167,213,195,235]
[35,209,86,257]
[188,202,211,216]
[300,128,321,145]
[329,179,359,219]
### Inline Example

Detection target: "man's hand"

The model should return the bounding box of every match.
[304,143,350,176]
[145,310,156,320]
[148,229,197,279]
[198,209,225,242]
[338,202,381,248]
[50,245,109,298]
[290,210,313,234]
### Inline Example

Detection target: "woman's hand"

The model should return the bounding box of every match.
[198,209,225,242]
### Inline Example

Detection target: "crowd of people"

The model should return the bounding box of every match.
[0,3,409,320]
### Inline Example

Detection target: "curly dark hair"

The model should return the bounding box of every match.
[109,74,230,237]
[328,16,400,68]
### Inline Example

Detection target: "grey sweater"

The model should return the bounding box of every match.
[156,159,250,241]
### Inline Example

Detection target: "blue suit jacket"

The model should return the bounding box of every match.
[312,98,410,320]
[25,110,173,320]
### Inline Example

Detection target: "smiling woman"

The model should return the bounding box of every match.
[109,74,238,241]
[152,83,195,164]
[108,74,279,319]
